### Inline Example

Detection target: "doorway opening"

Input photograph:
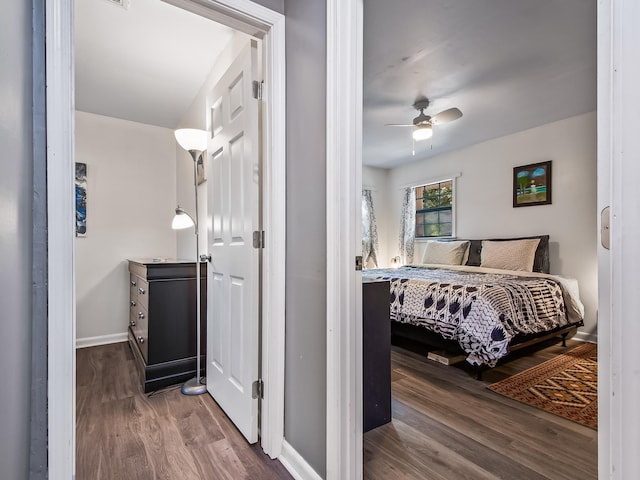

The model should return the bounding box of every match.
[46,0,285,477]
[357,0,598,478]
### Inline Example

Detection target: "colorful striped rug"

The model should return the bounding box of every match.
[488,342,597,429]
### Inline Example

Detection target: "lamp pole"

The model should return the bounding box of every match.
[181,148,207,396]
[173,128,208,395]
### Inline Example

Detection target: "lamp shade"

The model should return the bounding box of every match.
[174,128,207,152]
[171,207,195,230]
[413,125,433,141]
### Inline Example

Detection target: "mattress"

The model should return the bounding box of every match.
[362,264,584,367]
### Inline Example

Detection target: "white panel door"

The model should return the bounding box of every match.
[206,42,260,443]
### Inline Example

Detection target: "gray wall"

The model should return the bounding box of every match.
[0,1,323,478]
[0,0,34,478]
[254,0,284,14]
[283,0,327,477]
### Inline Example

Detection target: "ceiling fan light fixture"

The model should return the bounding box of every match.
[413,124,433,141]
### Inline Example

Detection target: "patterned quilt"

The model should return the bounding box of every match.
[363,266,581,367]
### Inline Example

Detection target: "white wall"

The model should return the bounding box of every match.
[75,111,178,342]
[372,112,598,340]
[176,31,251,260]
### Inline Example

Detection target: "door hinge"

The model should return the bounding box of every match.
[252,379,264,399]
[252,80,264,100]
[355,255,363,271]
[252,230,265,249]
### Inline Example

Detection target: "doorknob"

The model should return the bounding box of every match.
[200,254,212,262]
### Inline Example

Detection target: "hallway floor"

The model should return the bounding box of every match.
[76,342,292,480]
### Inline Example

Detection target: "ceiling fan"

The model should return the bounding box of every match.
[385,97,463,144]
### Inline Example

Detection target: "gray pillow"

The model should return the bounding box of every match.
[422,240,470,265]
[480,238,541,272]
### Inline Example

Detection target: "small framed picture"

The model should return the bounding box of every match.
[75,162,87,236]
[513,161,552,207]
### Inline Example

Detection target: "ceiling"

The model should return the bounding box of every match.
[75,0,596,161]
[75,0,235,129]
[363,0,597,168]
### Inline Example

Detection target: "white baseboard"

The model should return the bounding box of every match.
[574,331,598,343]
[278,440,323,480]
[76,332,128,349]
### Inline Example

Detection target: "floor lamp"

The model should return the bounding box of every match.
[172,128,208,396]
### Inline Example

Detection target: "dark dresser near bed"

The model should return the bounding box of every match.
[127,259,206,393]
[363,278,392,432]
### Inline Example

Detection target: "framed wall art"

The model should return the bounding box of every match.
[513,160,552,207]
[75,162,87,236]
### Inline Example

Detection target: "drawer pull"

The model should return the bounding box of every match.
[130,319,136,327]
[138,336,144,344]
[131,280,137,286]
[138,312,145,319]
[130,300,136,307]
[138,287,145,295]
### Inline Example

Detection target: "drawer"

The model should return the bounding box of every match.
[129,288,138,311]
[135,278,149,310]
[128,327,148,377]
[130,274,139,305]
[130,304,149,361]
[129,307,142,334]
[127,328,144,379]
[129,274,139,292]
[128,261,148,280]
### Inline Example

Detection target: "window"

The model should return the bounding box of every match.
[415,180,453,238]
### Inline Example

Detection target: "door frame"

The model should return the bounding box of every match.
[596,1,611,476]
[326,0,363,479]
[46,0,286,477]
[598,0,640,477]
[326,0,640,479]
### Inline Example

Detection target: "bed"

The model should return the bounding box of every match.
[362,235,584,373]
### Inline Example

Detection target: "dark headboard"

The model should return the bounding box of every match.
[462,235,550,273]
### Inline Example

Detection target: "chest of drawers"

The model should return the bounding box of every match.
[127,259,207,393]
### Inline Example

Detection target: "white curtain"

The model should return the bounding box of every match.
[362,189,379,268]
[398,187,416,264]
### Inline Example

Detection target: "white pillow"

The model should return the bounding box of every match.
[422,240,470,265]
[480,238,540,272]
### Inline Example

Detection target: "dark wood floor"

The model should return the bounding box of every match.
[76,342,292,480]
[363,338,598,480]
[78,339,597,479]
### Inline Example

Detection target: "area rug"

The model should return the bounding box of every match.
[488,342,597,429]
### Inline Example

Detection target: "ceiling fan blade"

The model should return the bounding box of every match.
[430,107,463,125]
[384,123,415,127]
